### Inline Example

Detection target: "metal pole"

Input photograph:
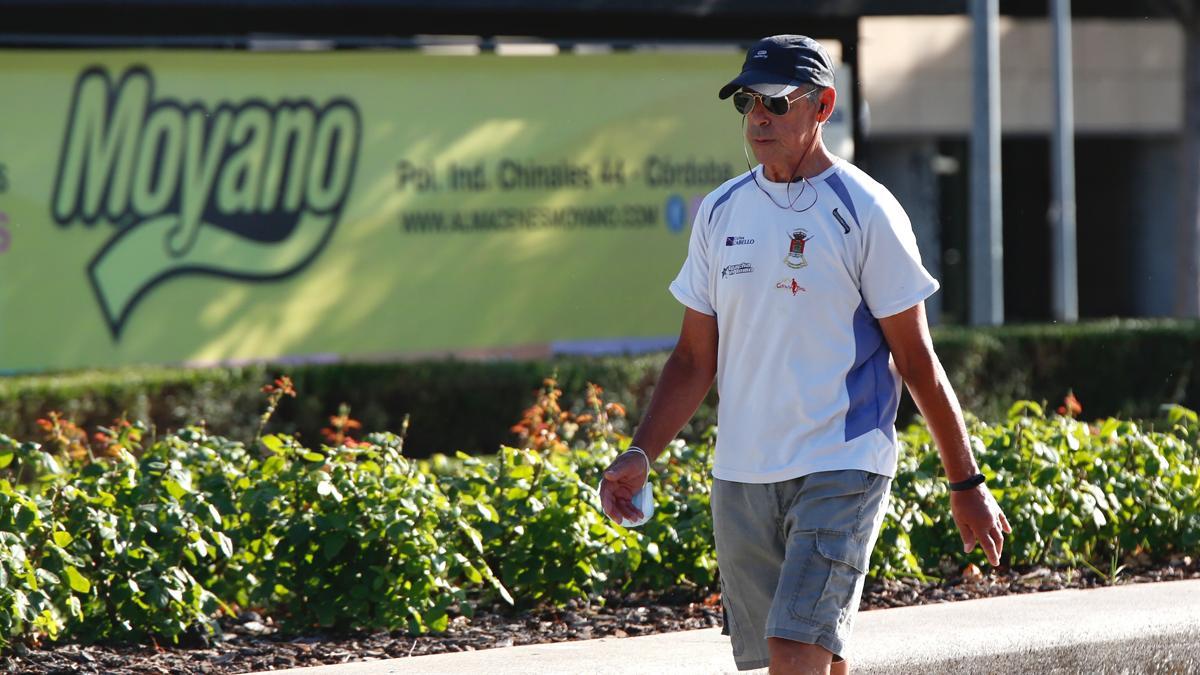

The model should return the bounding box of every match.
[844,25,864,164]
[970,0,1004,325]
[1050,0,1079,322]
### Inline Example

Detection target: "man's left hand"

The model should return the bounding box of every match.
[950,485,1012,566]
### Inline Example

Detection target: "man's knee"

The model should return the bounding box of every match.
[767,637,837,675]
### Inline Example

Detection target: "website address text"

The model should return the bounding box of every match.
[401,205,659,234]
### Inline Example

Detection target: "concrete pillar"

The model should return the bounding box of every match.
[1050,0,1079,322]
[867,139,944,325]
[1130,139,1180,317]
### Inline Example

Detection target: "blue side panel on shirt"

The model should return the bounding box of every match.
[824,173,860,230]
[708,173,756,225]
[845,300,898,443]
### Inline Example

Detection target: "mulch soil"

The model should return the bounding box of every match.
[3,556,1196,674]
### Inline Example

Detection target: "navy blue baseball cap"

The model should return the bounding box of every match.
[718,35,836,100]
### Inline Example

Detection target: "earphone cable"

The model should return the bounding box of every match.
[740,115,819,213]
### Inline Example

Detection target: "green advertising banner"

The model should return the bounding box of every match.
[0,49,753,371]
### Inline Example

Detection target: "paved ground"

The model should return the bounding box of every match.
[253,579,1200,674]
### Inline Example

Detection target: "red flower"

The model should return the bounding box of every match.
[1058,392,1083,417]
[263,376,297,397]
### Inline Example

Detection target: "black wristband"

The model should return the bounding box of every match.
[948,473,986,492]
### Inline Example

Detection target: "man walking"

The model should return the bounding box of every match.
[600,35,1011,674]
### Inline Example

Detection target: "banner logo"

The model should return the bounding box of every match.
[52,66,362,338]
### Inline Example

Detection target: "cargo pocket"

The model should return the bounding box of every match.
[719,578,744,657]
[789,529,869,632]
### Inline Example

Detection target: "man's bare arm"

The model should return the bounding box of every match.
[879,302,1012,565]
[632,308,719,461]
[600,308,717,523]
[878,303,977,482]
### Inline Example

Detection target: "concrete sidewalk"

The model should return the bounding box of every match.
[254,579,1200,675]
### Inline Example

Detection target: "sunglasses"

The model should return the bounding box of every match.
[732,87,822,116]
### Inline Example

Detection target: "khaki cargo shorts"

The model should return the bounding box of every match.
[712,470,891,670]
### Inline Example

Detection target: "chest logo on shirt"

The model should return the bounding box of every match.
[785,229,813,269]
[722,262,753,278]
[775,278,806,295]
[725,236,756,246]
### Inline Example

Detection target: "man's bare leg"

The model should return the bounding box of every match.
[767,637,843,675]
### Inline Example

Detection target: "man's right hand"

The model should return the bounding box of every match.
[599,450,650,524]
[599,308,717,524]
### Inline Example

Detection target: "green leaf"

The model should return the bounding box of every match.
[509,465,535,480]
[147,583,169,608]
[66,595,82,620]
[0,452,13,469]
[261,435,284,454]
[475,502,499,523]
[164,480,188,500]
[65,567,91,594]
[12,590,30,621]
[484,567,514,605]
[13,504,35,530]
[34,569,60,587]
[453,554,484,583]
[190,537,210,559]
[261,455,286,478]
[37,454,63,477]
[316,602,336,626]
[323,534,348,561]
[1008,401,1044,420]
[428,611,449,633]
[407,607,425,633]
[53,531,73,548]
[302,451,326,463]
[458,519,484,554]
[214,532,234,559]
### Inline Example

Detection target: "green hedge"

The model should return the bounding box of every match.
[930,319,1200,422]
[2,386,1198,650]
[0,357,692,460]
[3,319,1200,457]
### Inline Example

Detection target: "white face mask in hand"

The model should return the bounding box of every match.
[614,481,654,528]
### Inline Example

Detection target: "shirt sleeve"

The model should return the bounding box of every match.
[859,194,940,319]
[668,203,716,316]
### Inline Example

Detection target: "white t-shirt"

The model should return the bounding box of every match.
[669,159,939,483]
